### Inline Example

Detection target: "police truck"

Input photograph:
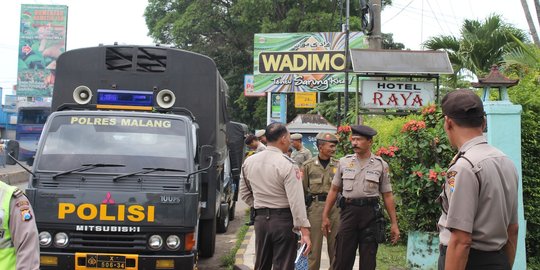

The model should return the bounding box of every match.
[25,45,246,270]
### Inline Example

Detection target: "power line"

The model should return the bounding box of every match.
[382,0,416,24]
[425,0,448,36]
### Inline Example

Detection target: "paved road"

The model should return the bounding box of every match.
[198,200,249,269]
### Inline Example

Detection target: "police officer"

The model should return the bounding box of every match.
[437,89,519,270]
[301,132,340,270]
[240,123,312,270]
[245,134,266,153]
[255,129,267,145]
[291,133,312,165]
[322,125,400,270]
[0,181,40,270]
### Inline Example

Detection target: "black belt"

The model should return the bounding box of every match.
[345,197,379,206]
[439,245,504,256]
[312,194,328,201]
[254,208,291,216]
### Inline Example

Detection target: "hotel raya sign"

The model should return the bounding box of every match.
[361,80,435,110]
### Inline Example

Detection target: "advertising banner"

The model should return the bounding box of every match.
[361,80,435,110]
[294,92,317,108]
[17,4,68,97]
[244,74,265,97]
[254,32,367,93]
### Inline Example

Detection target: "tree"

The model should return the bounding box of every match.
[144,0,399,129]
[424,14,528,79]
[520,0,540,46]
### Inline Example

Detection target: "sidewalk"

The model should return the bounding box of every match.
[0,164,31,185]
[235,226,359,269]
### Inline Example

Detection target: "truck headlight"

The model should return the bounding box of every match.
[148,235,163,250]
[53,232,69,248]
[166,235,181,250]
[39,231,52,247]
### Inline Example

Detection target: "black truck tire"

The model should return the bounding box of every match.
[198,217,216,258]
[228,201,236,221]
[217,205,230,233]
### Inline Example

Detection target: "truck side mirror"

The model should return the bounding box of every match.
[199,145,215,169]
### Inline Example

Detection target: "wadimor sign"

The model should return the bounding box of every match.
[254,32,367,93]
[361,80,435,110]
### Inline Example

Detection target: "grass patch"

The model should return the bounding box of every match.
[377,243,407,270]
[220,209,251,269]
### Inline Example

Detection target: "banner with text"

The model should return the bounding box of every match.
[17,4,68,97]
[361,80,435,110]
[254,32,367,93]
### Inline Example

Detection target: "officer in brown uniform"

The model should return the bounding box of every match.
[255,129,267,145]
[301,132,340,270]
[0,181,40,270]
[240,123,312,270]
[438,89,519,270]
[322,125,400,270]
[291,133,312,165]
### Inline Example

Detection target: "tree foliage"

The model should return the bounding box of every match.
[145,0,399,129]
[424,14,528,87]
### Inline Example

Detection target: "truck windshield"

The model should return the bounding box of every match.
[37,115,189,173]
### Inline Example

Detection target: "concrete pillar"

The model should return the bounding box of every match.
[483,87,526,269]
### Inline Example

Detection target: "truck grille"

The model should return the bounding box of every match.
[36,175,186,192]
[69,232,147,251]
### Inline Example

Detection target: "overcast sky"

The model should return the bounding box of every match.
[0,0,537,97]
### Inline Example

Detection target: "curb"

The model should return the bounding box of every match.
[233,226,254,270]
[0,169,30,186]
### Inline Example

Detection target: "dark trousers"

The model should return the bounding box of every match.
[438,245,511,270]
[332,204,378,270]
[254,208,296,270]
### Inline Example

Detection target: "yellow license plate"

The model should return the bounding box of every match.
[75,253,138,270]
[87,254,125,269]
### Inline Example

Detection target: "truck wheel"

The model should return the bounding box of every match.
[229,201,236,221]
[198,218,216,258]
[217,205,229,233]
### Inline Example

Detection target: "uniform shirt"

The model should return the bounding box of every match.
[438,136,518,251]
[332,153,392,198]
[301,156,338,195]
[291,146,312,166]
[255,142,266,153]
[9,193,40,270]
[240,146,310,228]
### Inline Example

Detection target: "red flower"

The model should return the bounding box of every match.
[429,169,438,182]
[413,171,423,178]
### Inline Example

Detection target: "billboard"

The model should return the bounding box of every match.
[254,32,367,93]
[361,80,435,110]
[17,4,68,97]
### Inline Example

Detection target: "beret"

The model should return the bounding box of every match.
[315,132,338,143]
[290,133,303,140]
[255,130,266,138]
[441,89,485,119]
[350,125,377,137]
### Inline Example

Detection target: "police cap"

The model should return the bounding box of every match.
[290,133,303,140]
[441,89,485,119]
[350,125,377,137]
[316,132,338,143]
[255,129,266,138]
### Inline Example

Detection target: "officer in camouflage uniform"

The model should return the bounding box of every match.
[301,132,340,270]
[291,133,312,166]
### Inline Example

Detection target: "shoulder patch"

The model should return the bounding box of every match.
[12,189,24,198]
[21,209,32,221]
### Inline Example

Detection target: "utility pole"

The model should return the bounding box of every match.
[368,0,382,49]
[343,0,350,121]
